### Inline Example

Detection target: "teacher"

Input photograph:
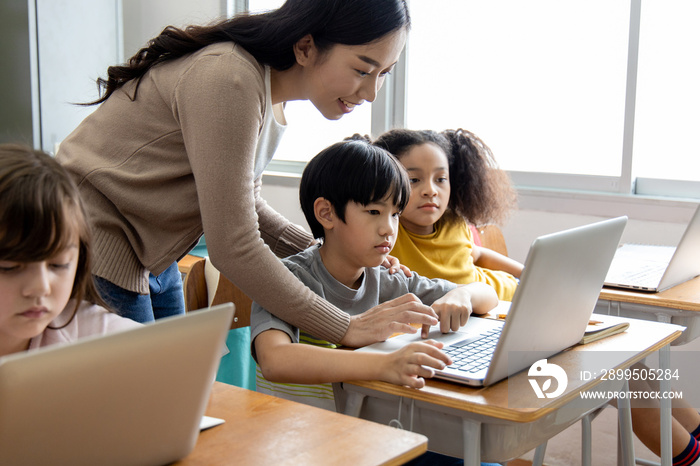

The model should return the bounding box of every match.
[57,0,438,347]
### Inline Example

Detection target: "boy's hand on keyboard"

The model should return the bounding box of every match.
[382,340,451,389]
[429,283,499,334]
[431,292,474,334]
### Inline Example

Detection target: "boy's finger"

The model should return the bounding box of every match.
[418,356,449,371]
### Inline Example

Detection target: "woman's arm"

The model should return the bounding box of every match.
[181,52,437,347]
[254,177,315,257]
[472,245,524,278]
[255,329,451,389]
[178,53,352,343]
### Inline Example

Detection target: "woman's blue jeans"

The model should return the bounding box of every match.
[95,261,185,323]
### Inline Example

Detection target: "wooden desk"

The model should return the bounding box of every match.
[600,276,700,312]
[597,276,700,345]
[339,318,683,466]
[175,382,428,466]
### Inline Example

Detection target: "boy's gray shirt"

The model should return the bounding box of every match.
[250,245,458,359]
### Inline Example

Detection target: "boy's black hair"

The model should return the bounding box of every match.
[300,137,410,240]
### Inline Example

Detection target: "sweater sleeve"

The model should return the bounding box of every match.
[254,176,314,258]
[175,50,350,343]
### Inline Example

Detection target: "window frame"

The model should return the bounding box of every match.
[248,0,700,223]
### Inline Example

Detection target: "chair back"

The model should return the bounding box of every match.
[181,255,251,329]
[477,224,508,256]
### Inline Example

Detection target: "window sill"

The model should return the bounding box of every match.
[517,187,697,223]
[263,172,699,224]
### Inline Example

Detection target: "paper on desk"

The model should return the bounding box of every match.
[199,415,225,431]
[580,314,630,345]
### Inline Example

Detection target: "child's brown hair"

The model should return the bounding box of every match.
[0,144,108,327]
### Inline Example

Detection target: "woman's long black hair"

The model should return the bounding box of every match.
[89,0,410,105]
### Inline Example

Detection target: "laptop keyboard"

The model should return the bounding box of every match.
[443,328,502,374]
[609,262,664,288]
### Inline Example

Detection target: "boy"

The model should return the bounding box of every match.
[250,138,498,411]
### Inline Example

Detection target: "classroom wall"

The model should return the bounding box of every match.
[121,0,225,57]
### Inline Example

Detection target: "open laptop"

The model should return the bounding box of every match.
[0,303,234,466]
[357,216,627,387]
[604,204,700,292]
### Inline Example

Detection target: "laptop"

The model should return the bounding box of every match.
[604,204,700,292]
[0,303,234,466]
[356,216,627,387]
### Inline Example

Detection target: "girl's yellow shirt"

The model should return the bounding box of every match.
[392,220,518,301]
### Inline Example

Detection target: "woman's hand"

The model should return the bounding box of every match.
[380,340,451,389]
[340,294,438,348]
[381,254,412,277]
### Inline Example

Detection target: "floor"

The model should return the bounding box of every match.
[506,406,660,465]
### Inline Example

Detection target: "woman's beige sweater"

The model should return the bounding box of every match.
[57,42,350,343]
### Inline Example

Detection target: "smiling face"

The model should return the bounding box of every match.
[398,142,452,235]
[0,240,79,355]
[298,28,407,120]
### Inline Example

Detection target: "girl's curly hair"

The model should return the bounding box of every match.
[374,128,517,226]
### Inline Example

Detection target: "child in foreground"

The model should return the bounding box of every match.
[251,138,498,408]
[0,144,139,358]
[374,128,523,300]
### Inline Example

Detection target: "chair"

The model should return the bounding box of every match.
[476,224,508,256]
[179,255,251,329]
[178,255,256,389]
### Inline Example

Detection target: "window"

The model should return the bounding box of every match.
[633,1,700,195]
[407,1,629,178]
[248,0,699,200]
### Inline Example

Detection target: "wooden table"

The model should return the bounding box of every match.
[600,276,700,313]
[339,318,683,466]
[597,277,700,345]
[175,382,428,466]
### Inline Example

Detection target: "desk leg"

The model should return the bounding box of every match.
[343,391,366,417]
[659,344,672,466]
[654,313,672,466]
[582,414,593,466]
[617,379,635,466]
[462,418,481,466]
[532,442,547,466]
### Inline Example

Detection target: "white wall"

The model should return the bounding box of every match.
[502,211,687,264]
[121,0,225,58]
